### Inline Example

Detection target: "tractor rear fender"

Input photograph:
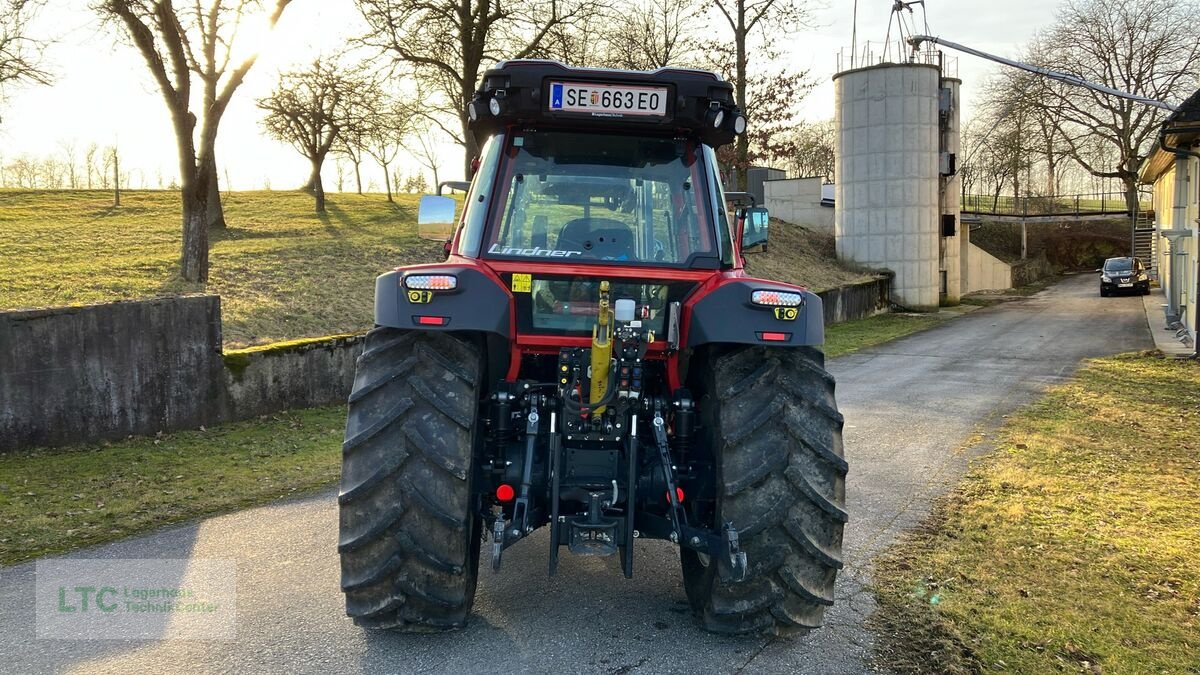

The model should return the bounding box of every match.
[684,279,824,348]
[374,265,513,337]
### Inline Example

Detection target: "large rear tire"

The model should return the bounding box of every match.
[681,346,848,636]
[338,328,483,631]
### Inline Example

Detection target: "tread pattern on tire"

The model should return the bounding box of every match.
[338,328,482,631]
[683,346,848,636]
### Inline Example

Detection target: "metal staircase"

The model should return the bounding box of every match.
[1133,212,1157,276]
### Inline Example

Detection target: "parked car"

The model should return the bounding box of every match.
[1099,257,1150,296]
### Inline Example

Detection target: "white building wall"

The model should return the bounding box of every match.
[940,78,962,303]
[965,243,1013,293]
[834,63,942,310]
[764,177,835,231]
[1154,156,1198,341]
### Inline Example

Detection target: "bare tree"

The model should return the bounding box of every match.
[788,120,835,181]
[335,136,365,195]
[95,0,294,282]
[97,145,114,190]
[361,96,412,202]
[334,158,346,192]
[707,39,814,178]
[258,60,371,213]
[58,138,78,189]
[708,0,814,189]
[0,0,51,109]
[356,0,597,177]
[404,119,444,192]
[1030,0,1200,211]
[84,142,98,189]
[599,0,700,70]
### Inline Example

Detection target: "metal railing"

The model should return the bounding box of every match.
[960,192,1147,218]
[835,41,958,78]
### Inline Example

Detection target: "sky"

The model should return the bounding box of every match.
[0,0,1066,191]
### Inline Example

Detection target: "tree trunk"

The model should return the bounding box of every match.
[353,159,363,195]
[432,166,439,191]
[463,130,479,180]
[180,171,210,283]
[1122,157,1140,214]
[205,156,226,228]
[383,162,393,202]
[113,149,121,207]
[734,5,748,191]
[310,157,326,213]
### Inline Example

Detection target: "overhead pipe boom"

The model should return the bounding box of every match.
[907,35,1177,112]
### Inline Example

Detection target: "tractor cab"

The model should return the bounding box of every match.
[418,60,763,271]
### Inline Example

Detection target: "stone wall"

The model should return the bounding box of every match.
[816,276,892,324]
[0,297,362,452]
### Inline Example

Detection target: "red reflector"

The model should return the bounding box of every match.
[666,487,684,503]
[496,484,515,502]
[760,332,789,342]
[416,315,447,326]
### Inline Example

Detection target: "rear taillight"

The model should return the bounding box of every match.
[751,289,803,307]
[404,274,457,291]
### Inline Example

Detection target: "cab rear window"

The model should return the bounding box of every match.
[484,131,719,268]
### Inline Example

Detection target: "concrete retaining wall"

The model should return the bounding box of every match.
[816,276,892,324]
[0,297,362,452]
[966,243,1013,292]
[765,177,835,232]
[221,334,363,420]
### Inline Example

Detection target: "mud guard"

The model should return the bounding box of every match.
[686,281,823,348]
[374,267,512,336]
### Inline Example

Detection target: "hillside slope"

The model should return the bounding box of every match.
[1,192,875,346]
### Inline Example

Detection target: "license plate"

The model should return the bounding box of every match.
[1119,283,1133,287]
[548,81,668,117]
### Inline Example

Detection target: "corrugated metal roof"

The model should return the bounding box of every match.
[1166,88,1200,125]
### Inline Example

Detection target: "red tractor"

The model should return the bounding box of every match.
[338,60,847,636]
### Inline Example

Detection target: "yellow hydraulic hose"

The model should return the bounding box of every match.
[590,280,613,414]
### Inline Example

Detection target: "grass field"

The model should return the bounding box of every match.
[871,353,1200,673]
[0,189,442,347]
[0,407,343,565]
[746,218,877,292]
[822,312,946,358]
[1,190,873,347]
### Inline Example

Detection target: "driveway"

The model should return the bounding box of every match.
[0,274,1153,674]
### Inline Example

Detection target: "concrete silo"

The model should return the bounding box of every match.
[833,58,962,310]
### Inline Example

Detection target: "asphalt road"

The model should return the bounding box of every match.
[0,274,1153,674]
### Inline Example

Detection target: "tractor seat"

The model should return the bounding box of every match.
[556,218,635,261]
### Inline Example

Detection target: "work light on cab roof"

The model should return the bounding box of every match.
[467,60,748,148]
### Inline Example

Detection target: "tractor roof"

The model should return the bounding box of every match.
[467,60,745,149]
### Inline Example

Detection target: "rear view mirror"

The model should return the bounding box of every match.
[418,195,458,241]
[742,207,770,251]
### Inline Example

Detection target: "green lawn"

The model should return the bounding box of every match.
[0,407,344,565]
[871,353,1200,673]
[822,312,946,358]
[0,189,442,347]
